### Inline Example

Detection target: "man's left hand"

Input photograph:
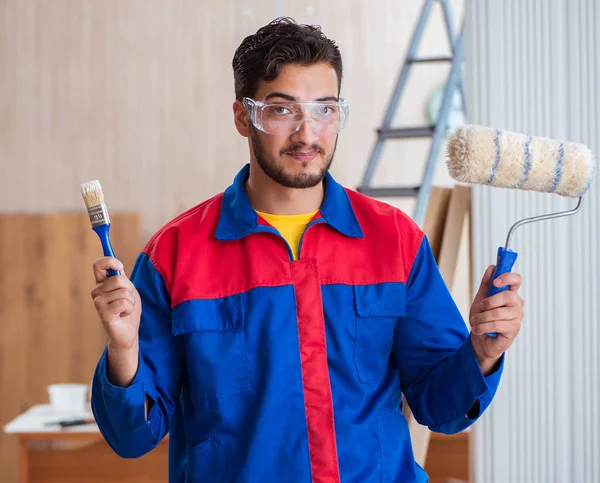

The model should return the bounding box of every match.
[469,265,524,375]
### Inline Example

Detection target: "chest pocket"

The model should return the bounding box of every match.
[172,295,250,400]
[353,283,406,383]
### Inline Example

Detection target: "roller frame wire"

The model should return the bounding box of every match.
[504,196,584,250]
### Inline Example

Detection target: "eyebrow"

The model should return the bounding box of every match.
[264,92,339,102]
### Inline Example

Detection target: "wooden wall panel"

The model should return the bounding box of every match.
[0,212,141,483]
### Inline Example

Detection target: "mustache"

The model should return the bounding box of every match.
[280,144,325,156]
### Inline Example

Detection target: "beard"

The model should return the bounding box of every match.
[249,125,337,189]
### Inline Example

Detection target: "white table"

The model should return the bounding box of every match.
[4,404,97,434]
[4,404,168,483]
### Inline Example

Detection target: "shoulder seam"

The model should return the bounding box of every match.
[145,194,221,250]
[141,250,172,294]
[404,231,425,282]
[142,193,223,293]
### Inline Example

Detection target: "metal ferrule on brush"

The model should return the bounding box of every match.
[87,204,111,227]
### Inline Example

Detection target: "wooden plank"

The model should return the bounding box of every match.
[0,213,141,483]
[422,187,453,261]
[28,439,168,483]
[19,440,29,483]
[437,186,471,290]
[424,432,469,483]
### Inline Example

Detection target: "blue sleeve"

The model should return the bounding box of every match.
[392,235,504,434]
[90,253,185,458]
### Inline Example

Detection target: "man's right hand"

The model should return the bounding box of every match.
[91,256,142,387]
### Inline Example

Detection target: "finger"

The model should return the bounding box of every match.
[481,291,524,311]
[93,288,136,309]
[93,257,125,284]
[101,274,133,293]
[98,299,135,323]
[90,275,133,299]
[472,319,520,337]
[474,265,496,301]
[111,299,135,318]
[471,306,522,325]
[491,272,522,292]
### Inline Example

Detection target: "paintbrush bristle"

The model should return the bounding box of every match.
[80,180,105,208]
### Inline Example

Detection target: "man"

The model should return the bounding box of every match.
[90,17,523,482]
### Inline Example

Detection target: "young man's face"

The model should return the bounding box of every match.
[239,62,340,189]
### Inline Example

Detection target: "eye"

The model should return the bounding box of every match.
[273,106,292,115]
[318,105,335,116]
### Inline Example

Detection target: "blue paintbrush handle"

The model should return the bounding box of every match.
[93,223,120,277]
[484,247,518,337]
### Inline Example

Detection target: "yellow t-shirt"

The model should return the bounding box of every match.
[256,210,319,260]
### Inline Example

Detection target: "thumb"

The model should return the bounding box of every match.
[93,256,126,284]
[474,265,496,302]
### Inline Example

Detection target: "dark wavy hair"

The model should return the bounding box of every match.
[232,17,343,100]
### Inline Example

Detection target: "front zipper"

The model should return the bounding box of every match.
[255,226,295,262]
[256,218,326,262]
[297,218,326,260]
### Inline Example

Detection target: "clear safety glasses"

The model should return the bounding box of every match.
[242,97,350,136]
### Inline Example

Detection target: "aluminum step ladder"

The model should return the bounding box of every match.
[357,0,466,226]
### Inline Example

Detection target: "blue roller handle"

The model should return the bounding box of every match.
[93,223,120,277]
[484,247,518,337]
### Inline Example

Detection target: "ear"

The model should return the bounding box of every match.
[233,100,250,137]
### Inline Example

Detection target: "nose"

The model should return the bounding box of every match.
[290,119,319,145]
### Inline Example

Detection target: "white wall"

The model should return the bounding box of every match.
[465,1,600,482]
[1,0,463,241]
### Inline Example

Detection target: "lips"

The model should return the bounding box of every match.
[288,151,319,160]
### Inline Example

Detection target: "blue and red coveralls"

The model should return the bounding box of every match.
[91,164,503,482]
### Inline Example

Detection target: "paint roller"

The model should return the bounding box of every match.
[446,124,596,336]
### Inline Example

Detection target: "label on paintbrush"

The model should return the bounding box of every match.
[88,204,110,227]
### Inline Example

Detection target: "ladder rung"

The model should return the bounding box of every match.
[377,126,435,139]
[356,186,420,198]
[407,56,453,63]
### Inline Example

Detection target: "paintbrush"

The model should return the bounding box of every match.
[80,180,120,277]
